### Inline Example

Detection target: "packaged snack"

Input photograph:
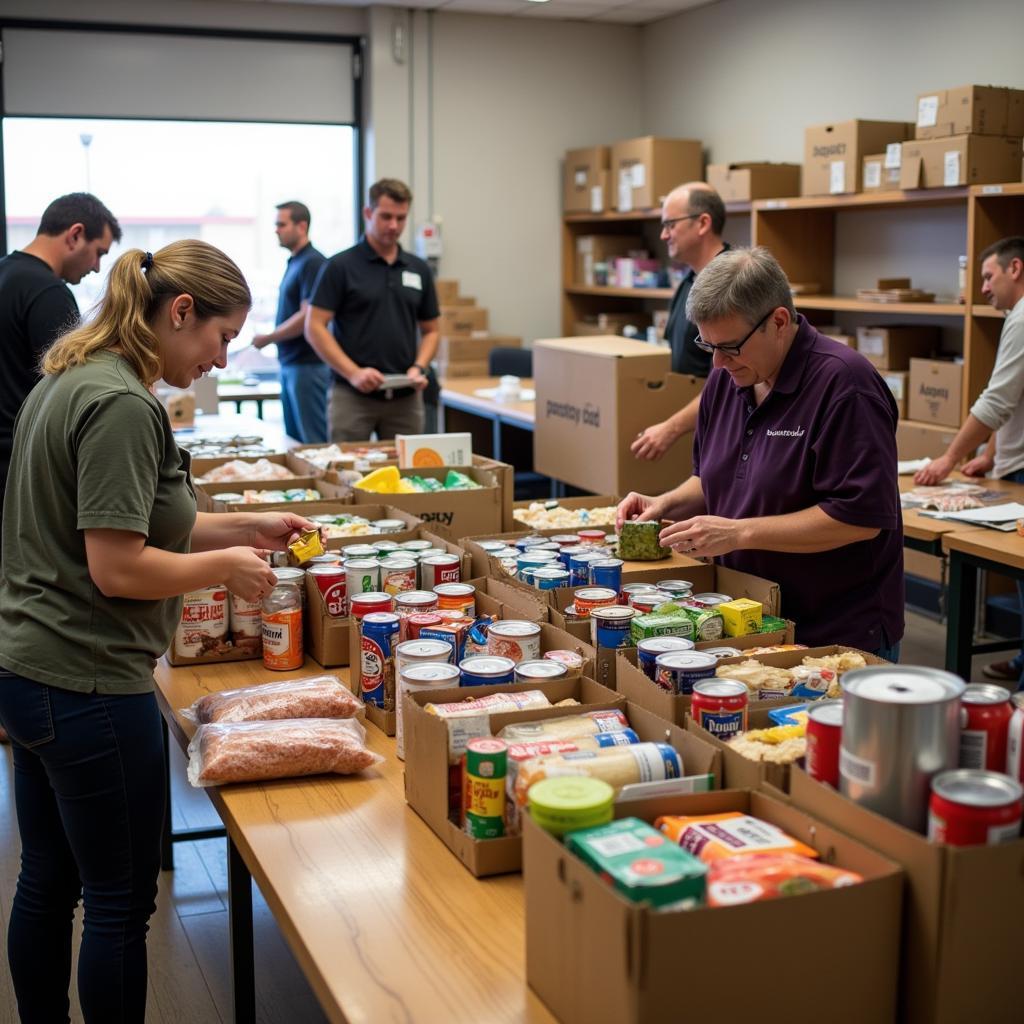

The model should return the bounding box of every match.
[706,853,862,906]
[655,812,819,863]
[728,722,807,764]
[617,520,670,561]
[182,674,362,725]
[767,703,811,727]
[789,665,840,700]
[497,708,630,743]
[426,690,553,763]
[287,528,325,566]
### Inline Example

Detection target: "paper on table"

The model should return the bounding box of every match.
[473,387,536,402]
[920,502,1024,523]
[898,458,930,475]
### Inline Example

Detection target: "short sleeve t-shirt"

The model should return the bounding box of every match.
[275,243,326,366]
[692,317,904,651]
[0,352,197,693]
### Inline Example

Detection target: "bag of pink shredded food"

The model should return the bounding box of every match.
[181,674,363,725]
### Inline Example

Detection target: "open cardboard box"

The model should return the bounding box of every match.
[197,478,352,514]
[510,494,620,532]
[404,686,721,877]
[524,787,903,1024]
[347,577,560,736]
[789,766,1024,1024]
[190,450,320,488]
[321,506,429,550]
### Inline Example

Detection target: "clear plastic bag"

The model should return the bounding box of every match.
[181,674,363,725]
[186,717,383,787]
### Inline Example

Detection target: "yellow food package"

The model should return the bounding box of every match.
[355,466,400,493]
[718,598,763,638]
[287,528,325,566]
[396,478,419,493]
[655,812,819,863]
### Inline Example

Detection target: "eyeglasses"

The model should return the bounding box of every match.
[694,309,773,356]
[660,213,700,232]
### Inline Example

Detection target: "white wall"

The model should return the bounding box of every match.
[640,0,1024,163]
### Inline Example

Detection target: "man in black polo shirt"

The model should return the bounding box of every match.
[253,201,328,442]
[305,178,439,440]
[631,183,729,462]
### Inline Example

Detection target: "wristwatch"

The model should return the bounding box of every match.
[413,363,428,376]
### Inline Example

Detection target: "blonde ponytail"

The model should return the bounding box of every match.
[43,239,251,385]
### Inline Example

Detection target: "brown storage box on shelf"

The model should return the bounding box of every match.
[790,766,1024,1024]
[525,787,903,1024]
[405,687,720,877]
[574,235,644,286]
[862,152,903,193]
[803,119,914,196]
[705,161,801,201]
[533,336,703,496]
[305,526,470,673]
[350,465,504,538]
[436,335,522,379]
[907,358,963,427]
[914,84,1024,141]
[348,577,552,735]
[896,421,958,460]
[855,325,937,371]
[197,478,352,514]
[573,312,653,337]
[900,134,1023,189]
[563,144,611,213]
[439,306,489,337]
[435,279,461,305]
[879,369,910,418]
[436,360,490,379]
[610,136,703,212]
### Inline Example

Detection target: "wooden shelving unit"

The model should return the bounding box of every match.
[794,296,966,317]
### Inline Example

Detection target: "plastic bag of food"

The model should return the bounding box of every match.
[187,718,382,787]
[181,674,363,725]
[655,812,819,862]
[443,470,480,490]
[497,708,630,744]
[706,852,862,906]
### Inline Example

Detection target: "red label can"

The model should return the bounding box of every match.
[806,699,844,788]
[928,769,1023,846]
[406,612,444,641]
[959,683,1013,772]
[577,529,607,546]
[349,591,393,623]
[691,679,748,740]
[308,565,347,617]
[420,554,461,590]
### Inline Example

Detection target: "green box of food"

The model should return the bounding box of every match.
[630,612,694,643]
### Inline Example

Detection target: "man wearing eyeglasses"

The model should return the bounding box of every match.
[617,247,904,659]
[631,183,729,462]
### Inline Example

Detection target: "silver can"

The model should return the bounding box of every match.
[514,659,569,684]
[396,660,461,761]
[487,620,542,662]
[691,592,732,607]
[400,539,434,553]
[343,543,378,560]
[372,540,401,556]
[840,666,966,832]
[657,580,694,599]
[373,519,409,534]
[344,558,381,598]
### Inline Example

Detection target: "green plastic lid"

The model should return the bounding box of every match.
[527,777,615,836]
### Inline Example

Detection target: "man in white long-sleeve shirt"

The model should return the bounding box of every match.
[916,236,1024,685]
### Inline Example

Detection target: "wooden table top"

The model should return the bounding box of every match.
[439,377,536,427]
[898,473,1024,545]
[217,381,284,400]
[154,656,555,1024]
[942,528,1024,572]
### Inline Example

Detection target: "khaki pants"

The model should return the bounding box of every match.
[329,385,424,441]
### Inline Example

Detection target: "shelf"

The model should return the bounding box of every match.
[796,295,966,316]
[971,183,1024,199]
[972,304,1006,319]
[563,201,751,224]
[565,284,675,300]
[898,418,960,432]
[754,188,969,213]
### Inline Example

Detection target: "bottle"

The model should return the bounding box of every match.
[262,579,303,671]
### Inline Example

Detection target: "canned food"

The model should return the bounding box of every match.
[590,606,635,651]
[692,679,749,740]
[395,591,440,641]
[459,656,516,687]
[349,591,394,622]
[959,683,1013,772]
[308,553,343,566]
[379,556,418,596]
[681,602,725,641]
[360,612,400,708]
[343,544,378,560]
[544,649,585,679]
[420,554,462,590]
[395,639,453,683]
[558,544,587,571]
[463,738,508,838]
[629,589,673,614]
[806,699,844,787]
[574,587,618,617]
[228,591,262,653]
[570,551,605,587]
[654,651,717,695]
[517,551,558,583]
[405,612,445,642]
[396,662,461,760]
[434,582,476,617]
[533,566,571,591]
[345,558,381,598]
[691,592,733,606]
[371,540,401,556]
[588,558,623,594]
[578,529,607,546]
[657,580,694,599]
[701,646,743,660]
[488,620,542,662]
[400,539,434,553]
[621,583,658,600]
[549,534,581,547]
[637,636,695,679]
[1007,693,1024,784]
[514,660,569,684]
[308,564,348,617]
[476,540,507,553]
[262,580,303,672]
[175,586,229,658]
[928,769,1023,846]
[372,519,408,534]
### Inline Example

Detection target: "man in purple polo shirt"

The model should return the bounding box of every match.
[617,247,904,658]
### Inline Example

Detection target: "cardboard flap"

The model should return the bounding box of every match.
[900,154,923,189]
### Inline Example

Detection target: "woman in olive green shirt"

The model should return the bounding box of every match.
[0,240,315,1024]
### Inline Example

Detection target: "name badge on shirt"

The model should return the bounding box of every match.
[402,270,422,291]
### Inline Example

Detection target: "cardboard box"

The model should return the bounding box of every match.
[403,676,627,875]
[510,493,620,532]
[790,766,1024,1023]
[900,134,1023,189]
[437,334,521,366]
[855,325,937,371]
[915,84,1024,140]
[435,279,460,304]
[904,548,944,584]
[803,120,914,196]
[896,421,958,460]
[288,440,397,475]
[879,369,909,418]
[610,136,703,212]
[862,151,903,193]
[350,465,503,537]
[573,312,653,338]
[191,450,323,488]
[439,306,489,337]
[396,433,473,469]
[165,583,262,666]
[436,360,490,379]
[907,358,963,427]
[525,787,903,1024]
[574,235,644,287]
[705,161,801,201]
[533,336,703,495]
[196,478,352,514]
[323,505,425,549]
[563,144,611,213]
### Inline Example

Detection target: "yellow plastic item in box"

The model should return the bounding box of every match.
[718,598,763,637]
[355,466,401,493]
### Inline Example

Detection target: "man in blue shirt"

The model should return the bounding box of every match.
[253,201,328,442]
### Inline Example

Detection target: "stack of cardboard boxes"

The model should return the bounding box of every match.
[854,326,942,420]
[433,278,522,379]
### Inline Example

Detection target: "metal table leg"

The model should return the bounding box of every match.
[228,837,256,1024]
[945,549,976,680]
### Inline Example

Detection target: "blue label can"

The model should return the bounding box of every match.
[533,566,571,591]
[654,651,717,695]
[569,550,603,588]
[590,605,635,650]
[360,611,400,708]
[588,557,623,594]
[558,544,586,571]
[636,636,696,680]
[518,552,557,583]
[459,655,516,687]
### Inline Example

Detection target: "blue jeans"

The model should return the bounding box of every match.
[0,673,165,1024]
[279,362,332,443]
[873,641,902,663]
[1003,469,1024,689]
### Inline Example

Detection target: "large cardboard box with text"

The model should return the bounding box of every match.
[901,134,1023,189]
[533,336,702,495]
[803,119,914,196]
[610,136,703,211]
[914,84,1024,140]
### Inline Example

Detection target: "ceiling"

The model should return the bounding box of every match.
[249,0,718,26]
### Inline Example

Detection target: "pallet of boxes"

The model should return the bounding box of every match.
[434,277,523,379]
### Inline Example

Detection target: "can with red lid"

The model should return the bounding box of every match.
[578,529,607,546]
[406,611,444,641]
[420,554,461,590]
[806,699,844,788]
[350,591,394,622]
[928,769,1023,846]
[549,534,581,547]
[1006,692,1024,783]
[573,587,618,617]
[308,564,348,617]
[959,683,1013,772]
[434,582,476,617]
[692,679,748,740]
[628,589,673,614]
